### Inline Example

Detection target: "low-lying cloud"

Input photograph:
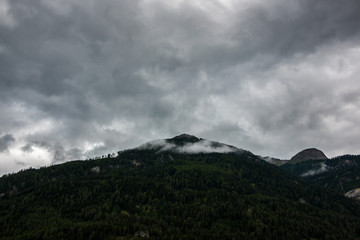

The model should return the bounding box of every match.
[137,139,239,154]
[301,162,329,177]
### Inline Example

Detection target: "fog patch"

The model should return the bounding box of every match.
[301,162,328,177]
[137,140,174,151]
[90,166,100,173]
[137,139,239,154]
[177,140,238,154]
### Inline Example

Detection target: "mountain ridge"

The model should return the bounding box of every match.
[136,133,242,154]
[1,134,360,239]
[281,154,360,200]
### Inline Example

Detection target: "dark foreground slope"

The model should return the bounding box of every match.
[1,148,360,239]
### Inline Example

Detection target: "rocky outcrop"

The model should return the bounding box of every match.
[345,188,360,200]
[290,148,328,163]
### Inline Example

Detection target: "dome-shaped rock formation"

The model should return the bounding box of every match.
[290,148,328,163]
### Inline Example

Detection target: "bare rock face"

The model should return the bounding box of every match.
[345,188,360,200]
[290,148,328,163]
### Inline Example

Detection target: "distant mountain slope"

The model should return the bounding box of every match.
[258,148,328,166]
[1,135,360,239]
[281,154,360,200]
[258,156,289,166]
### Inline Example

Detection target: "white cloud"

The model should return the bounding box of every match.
[178,140,239,154]
[137,139,239,154]
[301,162,328,177]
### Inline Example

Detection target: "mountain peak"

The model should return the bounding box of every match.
[136,134,239,154]
[168,134,200,145]
[290,148,328,163]
[171,133,199,140]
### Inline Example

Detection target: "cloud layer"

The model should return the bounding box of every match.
[137,139,239,154]
[1,0,360,174]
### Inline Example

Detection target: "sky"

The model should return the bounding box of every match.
[1,0,360,175]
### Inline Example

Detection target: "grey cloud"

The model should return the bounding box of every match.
[66,148,83,160]
[200,122,263,153]
[14,160,26,166]
[1,0,360,174]
[0,134,15,152]
[25,140,83,163]
[21,144,33,153]
[232,0,360,58]
[53,144,66,163]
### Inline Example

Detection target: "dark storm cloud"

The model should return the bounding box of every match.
[235,0,360,57]
[1,0,360,175]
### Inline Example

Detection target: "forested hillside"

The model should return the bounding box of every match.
[281,155,360,195]
[1,146,360,239]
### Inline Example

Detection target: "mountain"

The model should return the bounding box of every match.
[1,134,360,239]
[136,133,241,154]
[281,154,360,200]
[258,148,327,166]
[289,148,328,163]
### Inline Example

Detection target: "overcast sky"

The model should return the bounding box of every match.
[1,0,360,175]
